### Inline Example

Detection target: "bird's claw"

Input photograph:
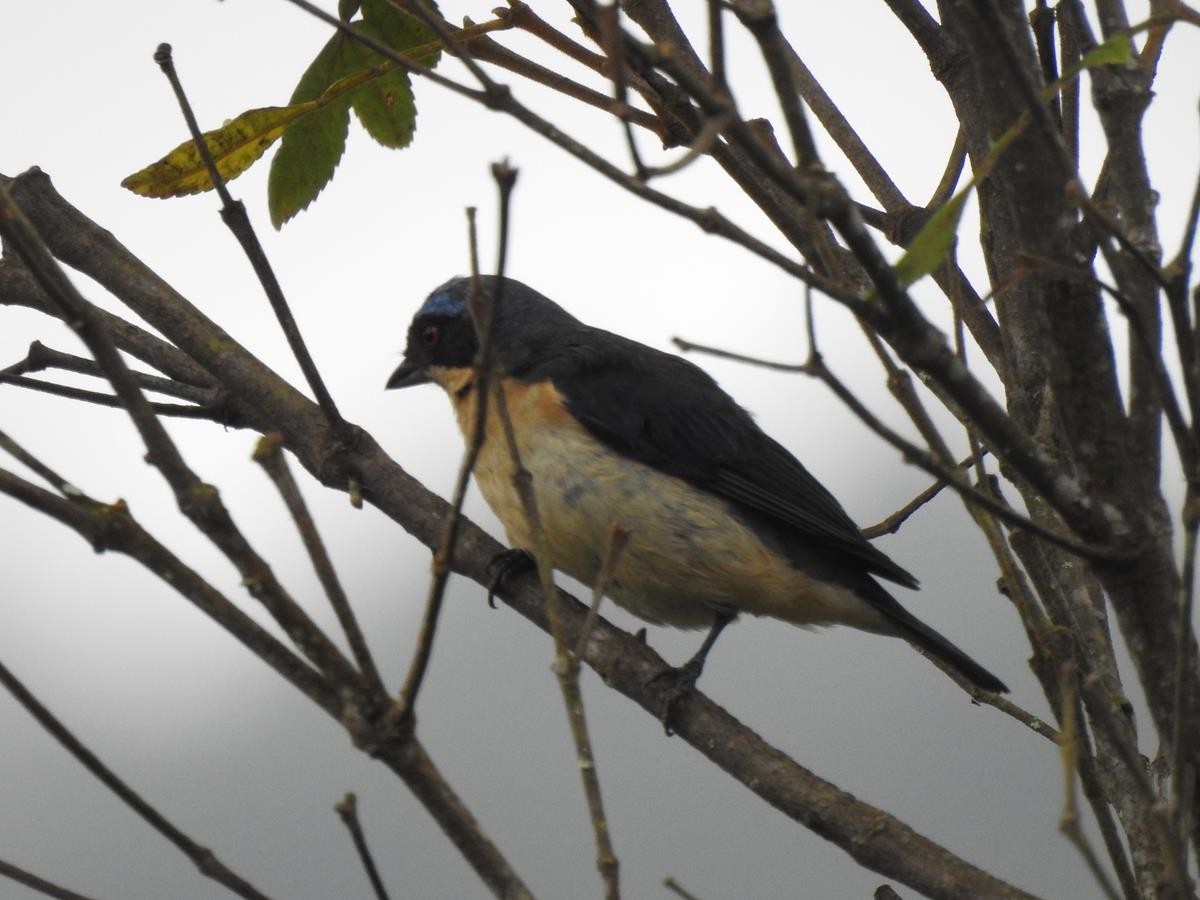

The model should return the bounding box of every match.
[646,660,703,736]
[486,548,535,608]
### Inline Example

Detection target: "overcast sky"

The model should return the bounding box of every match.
[2,2,1198,899]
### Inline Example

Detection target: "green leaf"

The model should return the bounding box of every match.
[268,31,361,228]
[267,4,441,225]
[121,103,319,198]
[1077,34,1133,70]
[351,20,417,148]
[887,34,1132,285]
[280,32,358,111]
[268,98,352,228]
[351,64,416,148]
[362,0,440,59]
[126,0,444,221]
[349,1,440,148]
[892,191,971,288]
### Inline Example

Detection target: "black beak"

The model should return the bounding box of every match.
[385,358,431,390]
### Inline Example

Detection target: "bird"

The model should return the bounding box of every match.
[386,275,1008,716]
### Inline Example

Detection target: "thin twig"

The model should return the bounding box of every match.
[0,372,230,422]
[0,657,274,900]
[639,111,737,178]
[1058,0,1081,168]
[771,24,905,210]
[575,522,632,658]
[0,858,98,900]
[570,0,854,286]
[152,44,348,435]
[1167,115,1200,277]
[1057,665,1125,900]
[503,0,685,141]
[280,0,487,101]
[1163,116,1200,434]
[6,340,215,404]
[974,0,1075,188]
[975,496,1056,657]
[851,298,1057,726]
[1017,249,1197,474]
[253,434,386,697]
[978,690,1062,744]
[611,13,843,282]
[730,1,821,168]
[0,465,342,715]
[813,357,1117,563]
[1069,179,1173,293]
[860,325,953,470]
[283,0,868,315]
[770,45,1000,374]
[397,204,501,715]
[0,426,83,499]
[0,180,208,492]
[860,454,980,539]
[948,301,1061,709]
[672,336,804,372]
[1078,673,1194,894]
[1170,496,1198,839]
[478,160,620,900]
[1,167,360,689]
[0,467,534,900]
[671,336,1122,563]
[598,3,648,179]
[464,26,665,140]
[335,794,392,900]
[504,0,609,71]
[925,129,967,213]
[1010,516,1143,900]
[881,0,949,69]
[663,875,703,900]
[707,0,727,94]
[370,726,534,898]
[493,379,623,900]
[393,0,494,85]
[947,302,1060,701]
[0,262,217,387]
[1030,0,1064,130]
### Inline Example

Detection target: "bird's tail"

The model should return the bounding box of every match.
[867,583,1009,693]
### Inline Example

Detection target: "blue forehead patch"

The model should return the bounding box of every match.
[418,288,467,318]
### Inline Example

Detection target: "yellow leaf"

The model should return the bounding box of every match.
[121,102,318,198]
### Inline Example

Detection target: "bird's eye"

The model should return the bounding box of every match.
[421,324,440,347]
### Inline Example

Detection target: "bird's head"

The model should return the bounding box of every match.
[385,277,480,391]
[386,276,583,391]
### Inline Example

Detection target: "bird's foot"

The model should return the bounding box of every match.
[646,657,704,737]
[486,548,535,608]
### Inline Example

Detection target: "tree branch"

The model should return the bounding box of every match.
[0,655,273,900]
[152,44,349,435]
[0,174,362,689]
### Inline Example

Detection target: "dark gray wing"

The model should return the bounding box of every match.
[543,335,917,589]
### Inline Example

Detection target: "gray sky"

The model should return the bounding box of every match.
[2,2,1198,898]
